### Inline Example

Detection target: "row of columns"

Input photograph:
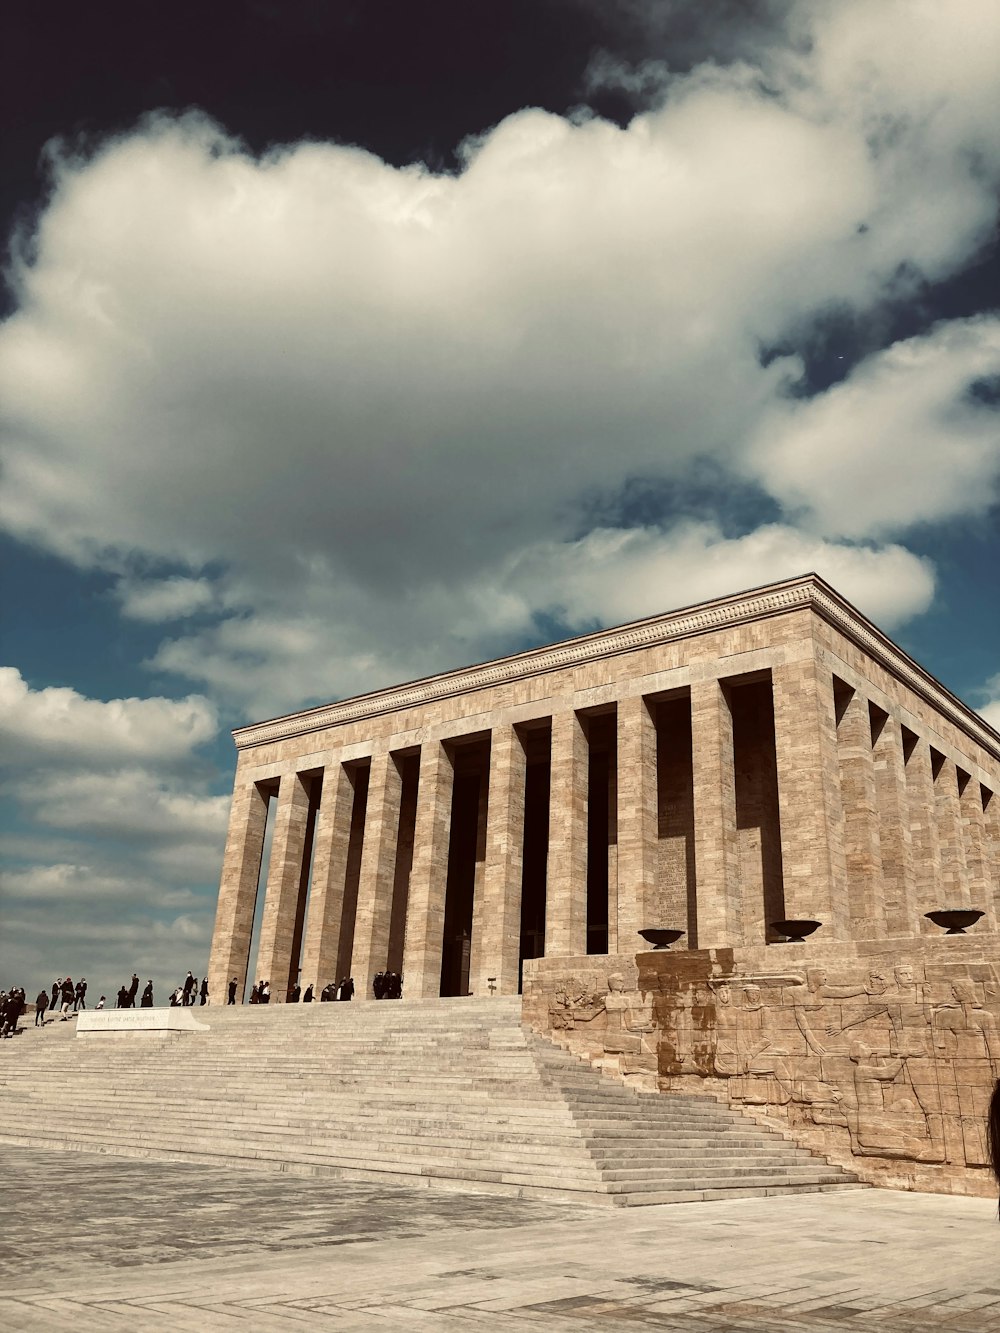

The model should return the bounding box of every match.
[834,677,999,939]
[209,662,999,1002]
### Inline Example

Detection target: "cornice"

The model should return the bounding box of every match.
[232,573,1000,762]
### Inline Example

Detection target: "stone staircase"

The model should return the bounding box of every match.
[0,998,862,1205]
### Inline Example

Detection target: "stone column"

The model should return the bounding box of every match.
[545,708,589,956]
[836,688,884,938]
[351,750,404,996]
[933,756,969,907]
[616,694,658,954]
[690,678,739,948]
[403,740,455,997]
[959,771,989,921]
[871,715,916,937]
[772,657,849,939]
[208,777,271,1004]
[472,725,527,997]
[905,737,943,930]
[255,772,313,998]
[298,761,356,994]
[606,747,619,954]
[983,788,1000,931]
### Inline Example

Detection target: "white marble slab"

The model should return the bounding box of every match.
[76,1008,210,1036]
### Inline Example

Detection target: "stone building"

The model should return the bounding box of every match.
[208,572,1000,1006]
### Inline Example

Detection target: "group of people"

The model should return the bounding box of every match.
[319,978,356,1002]
[226,976,361,1003]
[167,972,208,1007]
[109,971,207,1009]
[38,977,89,1021]
[222,973,402,1004]
[1,987,25,1037]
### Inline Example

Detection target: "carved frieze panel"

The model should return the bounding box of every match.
[648,957,1000,1172]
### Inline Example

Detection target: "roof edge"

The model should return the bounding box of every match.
[231,573,1000,761]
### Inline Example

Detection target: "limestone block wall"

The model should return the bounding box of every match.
[522,934,1000,1198]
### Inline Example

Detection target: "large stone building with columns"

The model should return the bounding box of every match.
[207,573,1000,1008]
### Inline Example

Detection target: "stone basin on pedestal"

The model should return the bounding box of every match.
[770,919,822,943]
[638,928,685,950]
[924,909,984,934]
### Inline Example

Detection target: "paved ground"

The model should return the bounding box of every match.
[2,1147,998,1332]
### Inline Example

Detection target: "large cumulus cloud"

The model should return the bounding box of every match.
[0,0,998,718]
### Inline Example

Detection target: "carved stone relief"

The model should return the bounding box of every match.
[684,961,1000,1172]
[525,948,1000,1191]
[546,972,658,1082]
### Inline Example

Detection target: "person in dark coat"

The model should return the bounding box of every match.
[60,977,75,1018]
[339,977,354,1001]
[75,978,87,1010]
[302,984,314,1003]
[127,973,139,1007]
[116,986,128,1008]
[288,983,300,1003]
[200,977,209,1006]
[140,980,154,1008]
[35,988,49,1025]
[228,976,238,1005]
[182,971,195,1006]
[989,1078,1000,1220]
[51,980,61,1013]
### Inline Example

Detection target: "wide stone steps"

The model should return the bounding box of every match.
[0,1000,862,1205]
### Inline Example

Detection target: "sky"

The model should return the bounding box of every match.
[1,0,999,1004]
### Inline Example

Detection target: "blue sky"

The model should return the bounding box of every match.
[1,0,998,1002]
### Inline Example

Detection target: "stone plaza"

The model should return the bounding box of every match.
[2,1146,998,1332]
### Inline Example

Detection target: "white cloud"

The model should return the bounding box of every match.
[0,667,217,767]
[0,672,227,995]
[508,523,936,631]
[749,318,1000,537]
[117,576,216,622]
[0,0,996,692]
[978,675,1000,732]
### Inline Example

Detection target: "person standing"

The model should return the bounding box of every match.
[60,977,75,1018]
[140,980,154,1008]
[127,973,139,1008]
[200,977,209,1006]
[340,977,354,1001]
[302,984,314,1003]
[75,978,87,1010]
[260,980,270,1004]
[51,980,61,1014]
[288,982,300,1003]
[228,976,238,1005]
[35,988,49,1026]
[182,971,195,1006]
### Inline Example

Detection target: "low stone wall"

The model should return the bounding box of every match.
[522,934,1000,1198]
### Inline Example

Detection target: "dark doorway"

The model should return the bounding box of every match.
[519,723,551,989]
[586,711,615,954]
[387,753,420,975]
[730,678,785,939]
[440,740,489,996]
